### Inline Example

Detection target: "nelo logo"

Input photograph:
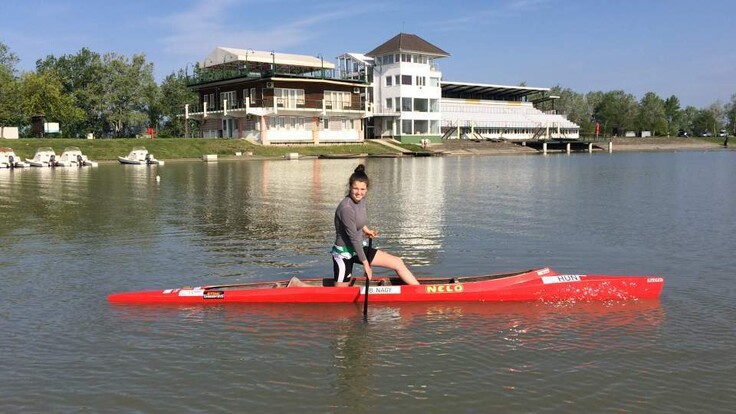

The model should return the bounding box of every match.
[425,284,464,294]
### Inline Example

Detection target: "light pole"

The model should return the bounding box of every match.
[317,54,324,79]
[244,49,254,77]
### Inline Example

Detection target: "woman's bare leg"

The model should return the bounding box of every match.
[370,250,420,285]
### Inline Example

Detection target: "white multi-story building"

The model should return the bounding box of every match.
[339,33,579,143]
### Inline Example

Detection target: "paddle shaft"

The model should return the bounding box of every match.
[363,238,372,319]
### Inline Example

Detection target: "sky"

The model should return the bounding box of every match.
[2,0,735,108]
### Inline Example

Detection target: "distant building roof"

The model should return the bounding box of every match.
[366,33,449,58]
[203,47,335,70]
[441,81,549,101]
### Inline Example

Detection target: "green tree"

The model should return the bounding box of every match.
[725,93,736,136]
[36,48,106,137]
[549,85,594,134]
[19,71,84,135]
[157,69,198,137]
[637,92,667,135]
[593,90,639,136]
[663,95,681,136]
[100,53,156,137]
[0,42,21,126]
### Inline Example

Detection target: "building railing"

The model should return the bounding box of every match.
[186,67,369,86]
[187,98,364,114]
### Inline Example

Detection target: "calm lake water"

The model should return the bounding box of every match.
[1,150,735,413]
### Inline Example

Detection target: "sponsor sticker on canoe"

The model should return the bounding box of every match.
[203,290,224,299]
[542,275,582,284]
[425,284,464,294]
[178,288,204,297]
[647,277,664,283]
[360,286,402,295]
[536,268,550,276]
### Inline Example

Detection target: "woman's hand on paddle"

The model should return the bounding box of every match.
[363,226,378,239]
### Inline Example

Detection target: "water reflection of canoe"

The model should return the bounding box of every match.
[108,267,664,304]
[317,153,367,159]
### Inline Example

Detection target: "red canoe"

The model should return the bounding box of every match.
[108,268,664,304]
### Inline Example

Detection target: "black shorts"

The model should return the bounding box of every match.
[332,246,378,283]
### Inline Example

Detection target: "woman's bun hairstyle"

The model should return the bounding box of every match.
[348,163,369,189]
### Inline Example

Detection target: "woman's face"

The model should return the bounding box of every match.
[349,180,368,202]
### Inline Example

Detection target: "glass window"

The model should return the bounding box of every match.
[431,120,439,134]
[429,77,440,87]
[414,98,428,112]
[394,75,400,85]
[401,75,412,85]
[401,97,412,112]
[322,118,329,129]
[385,76,392,86]
[430,99,439,112]
[414,120,428,134]
[298,117,305,129]
[385,98,392,109]
[402,120,412,134]
[416,76,426,86]
[395,98,400,111]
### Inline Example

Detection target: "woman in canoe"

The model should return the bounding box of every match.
[331,164,419,287]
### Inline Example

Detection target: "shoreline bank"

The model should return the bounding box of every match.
[1,137,728,162]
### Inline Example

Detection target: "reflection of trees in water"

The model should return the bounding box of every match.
[0,166,162,243]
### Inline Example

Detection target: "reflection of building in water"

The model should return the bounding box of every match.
[370,158,446,266]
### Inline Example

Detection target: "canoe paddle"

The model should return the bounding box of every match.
[363,238,372,320]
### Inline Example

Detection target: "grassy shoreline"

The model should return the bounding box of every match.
[1,137,725,161]
[1,138,398,161]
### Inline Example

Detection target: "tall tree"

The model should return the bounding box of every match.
[593,90,639,136]
[549,85,594,134]
[100,53,156,137]
[0,42,21,126]
[19,71,84,134]
[637,92,667,135]
[36,48,106,137]
[157,69,198,137]
[663,95,682,136]
[725,93,736,136]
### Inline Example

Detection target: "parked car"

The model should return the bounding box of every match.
[701,131,713,137]
[718,129,728,137]
[678,129,689,137]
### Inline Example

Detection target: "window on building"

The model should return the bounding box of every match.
[384,54,393,64]
[394,75,400,85]
[402,120,412,134]
[431,120,440,134]
[242,89,249,105]
[324,91,350,110]
[414,98,428,112]
[395,98,401,111]
[414,120,428,134]
[297,117,305,129]
[322,117,329,129]
[385,76,392,86]
[221,91,236,108]
[401,54,411,62]
[416,76,426,86]
[209,93,215,109]
[274,88,305,108]
[429,77,440,87]
[250,88,256,104]
[401,75,412,85]
[401,97,412,112]
[430,99,439,112]
[385,98,393,110]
